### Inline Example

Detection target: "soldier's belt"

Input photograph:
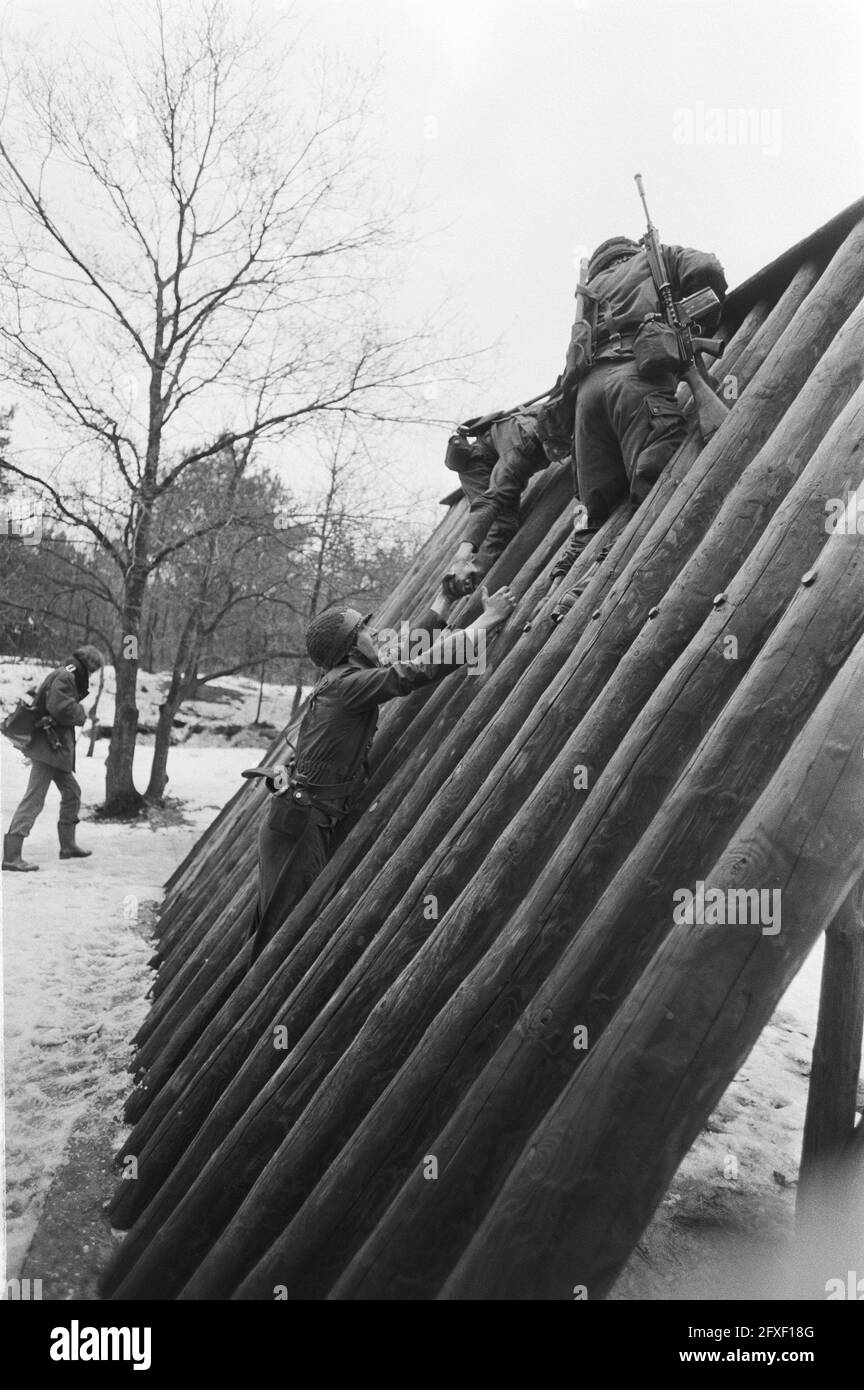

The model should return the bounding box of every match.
[242,763,356,801]
[592,331,637,354]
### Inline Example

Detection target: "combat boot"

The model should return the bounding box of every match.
[59,823,92,859]
[3,833,39,871]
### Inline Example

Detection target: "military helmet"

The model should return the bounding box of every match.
[306,606,371,669]
[72,644,105,671]
[587,236,639,280]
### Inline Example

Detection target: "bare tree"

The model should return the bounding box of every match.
[0,0,458,812]
[283,413,427,714]
[142,442,309,800]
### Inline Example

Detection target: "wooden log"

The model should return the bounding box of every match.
[112,505,626,1154]
[166,395,864,1301]
[133,842,258,1045]
[439,629,864,1300]
[104,258,850,1289]
[149,279,797,936]
[104,237,862,1250]
[130,913,252,1084]
[225,432,864,1302]
[156,497,467,918]
[214,388,864,1301]
[353,460,574,799]
[797,876,864,1216]
[153,783,271,960]
[141,460,571,1037]
[123,272,824,1100]
[329,510,864,1300]
[141,291,781,997]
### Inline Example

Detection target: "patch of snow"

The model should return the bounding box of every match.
[1,738,256,1279]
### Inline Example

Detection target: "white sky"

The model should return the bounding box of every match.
[297,0,864,411]
[5,0,864,510]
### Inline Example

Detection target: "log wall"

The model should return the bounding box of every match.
[102,197,864,1301]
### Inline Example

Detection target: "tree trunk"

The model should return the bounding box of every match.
[104,597,145,816]
[85,663,105,758]
[146,650,198,804]
[146,694,182,802]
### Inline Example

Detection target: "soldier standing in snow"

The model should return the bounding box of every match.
[3,645,105,871]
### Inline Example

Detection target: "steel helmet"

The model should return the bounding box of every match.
[305,606,371,670]
[587,236,639,280]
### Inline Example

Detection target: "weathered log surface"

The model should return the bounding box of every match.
[122,315,864,1298]
[225,400,864,1301]
[101,200,864,1302]
[440,628,864,1300]
[115,253,846,1170]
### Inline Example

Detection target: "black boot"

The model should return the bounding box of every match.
[58,823,92,859]
[3,833,39,871]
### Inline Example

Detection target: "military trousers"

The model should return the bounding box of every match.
[8,760,82,837]
[455,441,547,573]
[571,360,687,556]
[248,794,332,962]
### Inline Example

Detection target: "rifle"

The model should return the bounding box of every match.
[634,173,729,441]
[457,387,555,438]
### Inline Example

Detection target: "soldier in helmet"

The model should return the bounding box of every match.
[549,233,726,593]
[3,644,105,871]
[246,583,516,960]
[440,401,568,598]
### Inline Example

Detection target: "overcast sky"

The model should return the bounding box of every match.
[6,0,864,509]
[296,0,863,414]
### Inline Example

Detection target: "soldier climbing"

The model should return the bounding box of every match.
[438,176,727,612]
[243,582,516,960]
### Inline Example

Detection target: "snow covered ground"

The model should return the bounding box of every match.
[0,656,308,753]
[0,658,859,1299]
[1,735,256,1283]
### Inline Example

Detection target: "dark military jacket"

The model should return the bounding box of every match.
[584,243,727,361]
[28,658,89,772]
[292,607,453,821]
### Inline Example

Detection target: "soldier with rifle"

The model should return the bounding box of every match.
[548,175,727,601]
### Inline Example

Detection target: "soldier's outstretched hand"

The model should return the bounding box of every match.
[480,584,517,625]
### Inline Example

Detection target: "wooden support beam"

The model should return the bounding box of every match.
[797,876,864,1217]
